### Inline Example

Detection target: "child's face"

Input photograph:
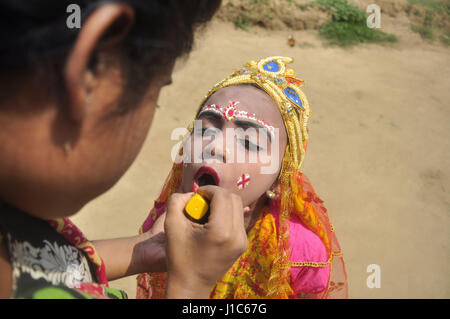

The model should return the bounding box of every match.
[180,85,288,207]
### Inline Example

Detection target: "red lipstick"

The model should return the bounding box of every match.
[192,166,220,193]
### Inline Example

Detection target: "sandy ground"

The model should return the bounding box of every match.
[72,18,450,298]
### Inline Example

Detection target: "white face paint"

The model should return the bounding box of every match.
[180,85,288,211]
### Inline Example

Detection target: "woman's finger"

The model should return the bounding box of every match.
[165,192,194,229]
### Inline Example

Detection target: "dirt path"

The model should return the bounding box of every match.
[72,20,450,298]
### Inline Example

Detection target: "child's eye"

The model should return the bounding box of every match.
[194,127,220,137]
[194,128,204,136]
[240,139,263,152]
[193,127,209,136]
[204,128,220,136]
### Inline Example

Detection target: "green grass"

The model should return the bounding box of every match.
[411,25,435,39]
[409,3,449,44]
[408,0,450,13]
[314,0,366,23]
[234,13,251,31]
[439,32,450,45]
[313,0,398,46]
[424,9,434,26]
[265,12,274,20]
[320,21,397,46]
[296,4,309,11]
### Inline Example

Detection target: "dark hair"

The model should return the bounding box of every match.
[0,0,221,108]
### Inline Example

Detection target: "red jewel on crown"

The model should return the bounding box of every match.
[285,77,303,86]
[224,102,238,121]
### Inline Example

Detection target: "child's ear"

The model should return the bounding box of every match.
[271,180,281,194]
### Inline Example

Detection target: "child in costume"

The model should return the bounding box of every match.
[137,56,348,299]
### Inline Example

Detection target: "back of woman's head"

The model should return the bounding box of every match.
[0,1,223,219]
[0,0,221,101]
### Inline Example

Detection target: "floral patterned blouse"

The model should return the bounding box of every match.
[0,202,127,299]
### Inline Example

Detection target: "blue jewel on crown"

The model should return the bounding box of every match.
[263,61,280,72]
[284,102,294,116]
[284,87,303,108]
[274,78,284,85]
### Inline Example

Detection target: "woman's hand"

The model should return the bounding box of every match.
[164,185,248,299]
[138,213,167,273]
[93,213,168,280]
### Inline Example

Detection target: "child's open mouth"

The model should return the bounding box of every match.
[192,166,220,193]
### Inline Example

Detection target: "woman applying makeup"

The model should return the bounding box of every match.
[0,0,249,299]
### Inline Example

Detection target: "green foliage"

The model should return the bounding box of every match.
[314,0,398,46]
[439,32,450,46]
[408,0,449,13]
[315,0,366,23]
[265,12,274,20]
[320,21,397,46]
[423,9,434,27]
[409,2,449,43]
[296,4,308,11]
[411,25,435,39]
[234,13,251,31]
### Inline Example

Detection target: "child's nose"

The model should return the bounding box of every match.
[203,138,228,163]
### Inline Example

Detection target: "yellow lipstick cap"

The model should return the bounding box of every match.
[185,193,209,221]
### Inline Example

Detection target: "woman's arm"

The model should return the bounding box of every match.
[93,231,166,281]
[93,214,167,281]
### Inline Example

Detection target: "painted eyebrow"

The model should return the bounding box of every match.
[197,110,223,121]
[233,119,272,143]
[198,109,273,142]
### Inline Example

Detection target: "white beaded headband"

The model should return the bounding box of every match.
[198,101,275,135]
